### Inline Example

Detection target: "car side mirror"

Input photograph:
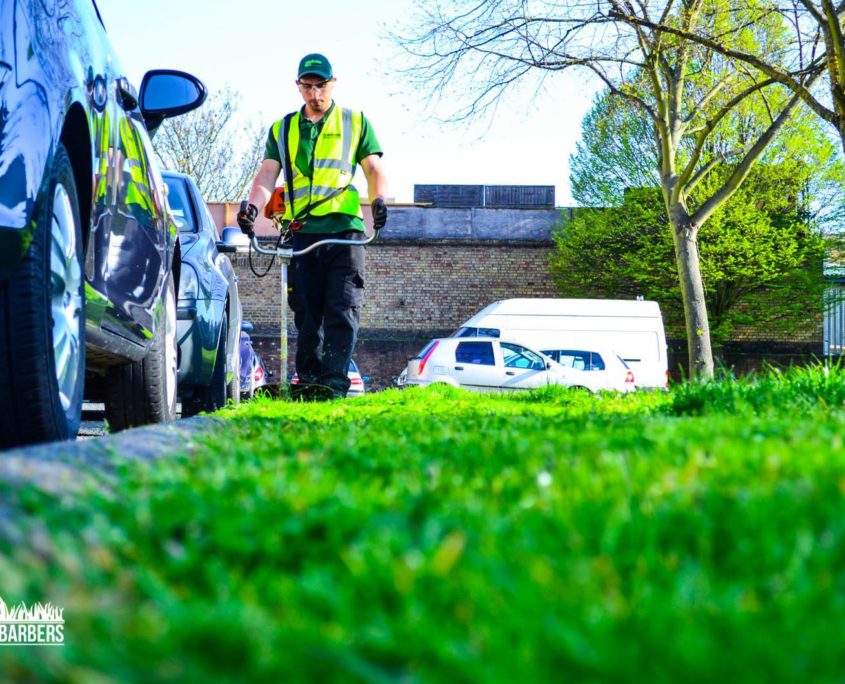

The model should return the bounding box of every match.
[139,69,207,137]
[219,226,251,253]
[546,361,552,370]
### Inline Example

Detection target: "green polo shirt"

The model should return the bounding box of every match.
[264,102,382,234]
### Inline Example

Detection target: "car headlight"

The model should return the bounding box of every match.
[178,264,199,300]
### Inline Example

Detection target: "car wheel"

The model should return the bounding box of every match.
[242,364,256,401]
[204,312,228,411]
[0,144,85,448]
[184,312,229,417]
[105,272,178,431]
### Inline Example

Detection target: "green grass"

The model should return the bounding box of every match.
[3,366,845,682]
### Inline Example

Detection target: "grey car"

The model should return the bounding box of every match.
[162,171,242,416]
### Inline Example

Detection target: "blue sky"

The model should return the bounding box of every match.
[96,0,600,205]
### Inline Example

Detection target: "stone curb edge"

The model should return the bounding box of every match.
[0,416,229,494]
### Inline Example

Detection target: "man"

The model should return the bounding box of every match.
[237,53,387,400]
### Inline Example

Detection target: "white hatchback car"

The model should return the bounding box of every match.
[401,338,635,393]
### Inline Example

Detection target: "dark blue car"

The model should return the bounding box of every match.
[0,1,206,447]
[162,171,242,416]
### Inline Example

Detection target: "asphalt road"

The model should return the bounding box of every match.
[79,403,197,440]
[79,402,107,439]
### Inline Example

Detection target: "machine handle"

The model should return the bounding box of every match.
[249,229,378,258]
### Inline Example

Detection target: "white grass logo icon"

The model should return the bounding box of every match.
[0,597,65,646]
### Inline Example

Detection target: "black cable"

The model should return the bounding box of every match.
[248,230,291,278]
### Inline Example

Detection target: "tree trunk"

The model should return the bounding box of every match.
[670,214,714,380]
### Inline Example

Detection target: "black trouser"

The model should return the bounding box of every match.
[288,231,365,397]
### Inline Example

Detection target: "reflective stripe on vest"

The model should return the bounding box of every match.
[271,107,364,220]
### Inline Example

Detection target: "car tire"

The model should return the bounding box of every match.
[104,272,178,431]
[226,318,240,405]
[0,144,85,448]
[184,312,229,418]
[242,365,256,401]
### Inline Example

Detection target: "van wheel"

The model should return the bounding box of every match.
[105,273,178,430]
[0,144,85,448]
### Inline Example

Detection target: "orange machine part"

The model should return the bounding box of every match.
[263,187,286,219]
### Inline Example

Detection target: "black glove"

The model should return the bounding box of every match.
[237,201,258,236]
[371,198,387,231]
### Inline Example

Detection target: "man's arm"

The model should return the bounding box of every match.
[247,159,282,215]
[360,154,386,203]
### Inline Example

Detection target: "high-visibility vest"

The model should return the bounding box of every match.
[272,107,363,221]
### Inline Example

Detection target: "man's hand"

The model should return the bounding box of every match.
[371,198,387,231]
[237,201,258,236]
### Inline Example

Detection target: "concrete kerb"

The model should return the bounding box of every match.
[0,415,229,495]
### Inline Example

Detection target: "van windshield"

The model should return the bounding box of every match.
[451,326,501,338]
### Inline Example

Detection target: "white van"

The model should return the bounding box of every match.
[452,298,669,389]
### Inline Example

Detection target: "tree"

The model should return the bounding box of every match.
[396,0,816,379]
[609,0,845,157]
[152,86,265,202]
[559,88,841,356]
[551,183,826,350]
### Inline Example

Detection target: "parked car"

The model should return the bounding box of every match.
[239,322,269,399]
[162,171,241,416]
[0,0,207,447]
[401,338,636,393]
[345,359,369,397]
[290,359,369,397]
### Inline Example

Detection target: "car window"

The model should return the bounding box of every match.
[202,203,217,238]
[415,340,439,359]
[348,359,359,373]
[455,341,495,365]
[501,343,546,370]
[163,178,197,233]
[551,350,606,371]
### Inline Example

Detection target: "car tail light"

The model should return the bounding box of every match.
[625,370,635,383]
[350,377,362,386]
[418,341,440,375]
[255,367,265,383]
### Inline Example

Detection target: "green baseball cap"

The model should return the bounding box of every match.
[298,53,333,80]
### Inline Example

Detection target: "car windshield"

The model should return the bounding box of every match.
[163,177,197,233]
[415,340,439,359]
[501,343,546,370]
[451,326,500,338]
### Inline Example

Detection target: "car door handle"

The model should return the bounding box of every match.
[506,371,515,376]
[454,366,464,371]
[116,77,138,110]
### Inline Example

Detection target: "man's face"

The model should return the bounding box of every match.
[297,76,336,114]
